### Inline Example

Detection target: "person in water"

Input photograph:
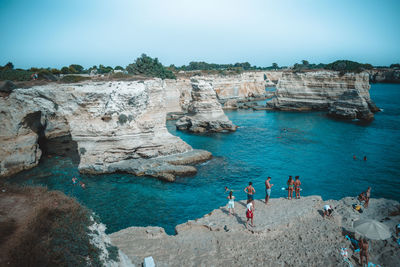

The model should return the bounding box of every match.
[287,176,294,200]
[246,202,255,228]
[227,191,235,215]
[72,176,78,185]
[294,176,301,199]
[265,177,273,205]
[244,182,256,207]
[323,204,333,218]
[364,156,367,161]
[353,155,357,160]
[359,238,369,267]
[79,181,86,189]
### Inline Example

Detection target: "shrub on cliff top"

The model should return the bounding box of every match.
[126,53,176,79]
[60,75,90,83]
[324,60,373,74]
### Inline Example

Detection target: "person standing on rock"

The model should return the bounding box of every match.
[287,176,294,200]
[364,187,371,208]
[244,182,256,207]
[359,238,369,266]
[294,176,301,199]
[265,177,273,205]
[227,191,235,215]
[246,202,255,228]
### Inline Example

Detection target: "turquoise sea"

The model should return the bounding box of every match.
[9,83,400,235]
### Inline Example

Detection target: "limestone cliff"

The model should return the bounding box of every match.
[176,78,237,133]
[267,71,378,120]
[0,80,211,181]
[368,68,400,83]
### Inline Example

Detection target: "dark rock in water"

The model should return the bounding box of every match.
[176,116,237,133]
[0,80,16,93]
[368,69,400,83]
[328,90,374,121]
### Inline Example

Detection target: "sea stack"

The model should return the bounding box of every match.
[267,71,379,121]
[176,78,237,133]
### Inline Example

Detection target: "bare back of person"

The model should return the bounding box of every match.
[246,186,255,195]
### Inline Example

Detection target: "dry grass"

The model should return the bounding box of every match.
[0,182,117,266]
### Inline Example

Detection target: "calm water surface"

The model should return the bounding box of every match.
[9,83,400,234]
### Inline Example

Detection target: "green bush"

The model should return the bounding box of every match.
[60,75,90,83]
[126,54,176,79]
[324,60,373,73]
[0,69,33,81]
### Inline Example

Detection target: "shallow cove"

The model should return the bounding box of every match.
[8,83,400,235]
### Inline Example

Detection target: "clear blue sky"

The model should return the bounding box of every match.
[1,0,399,69]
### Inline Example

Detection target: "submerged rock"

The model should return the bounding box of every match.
[176,78,237,133]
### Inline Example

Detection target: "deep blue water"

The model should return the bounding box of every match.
[9,83,400,235]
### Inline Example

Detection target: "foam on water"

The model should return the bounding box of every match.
[9,83,400,235]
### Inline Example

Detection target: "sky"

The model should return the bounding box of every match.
[0,0,399,69]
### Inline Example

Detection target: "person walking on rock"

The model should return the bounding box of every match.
[244,182,256,207]
[287,176,294,200]
[227,191,235,215]
[246,202,255,228]
[265,177,273,205]
[294,176,301,199]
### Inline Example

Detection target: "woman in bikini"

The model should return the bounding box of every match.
[227,191,235,215]
[287,176,294,200]
[294,176,301,199]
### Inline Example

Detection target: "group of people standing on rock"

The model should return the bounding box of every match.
[225,175,302,228]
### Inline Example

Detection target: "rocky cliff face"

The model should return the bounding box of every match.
[176,78,237,133]
[267,71,378,120]
[368,68,400,83]
[0,80,211,181]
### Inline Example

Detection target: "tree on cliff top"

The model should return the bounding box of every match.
[324,60,373,74]
[126,54,176,79]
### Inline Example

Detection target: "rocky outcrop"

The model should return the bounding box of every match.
[267,71,379,121]
[211,72,268,100]
[368,68,400,83]
[176,78,237,133]
[0,80,211,181]
[110,196,400,266]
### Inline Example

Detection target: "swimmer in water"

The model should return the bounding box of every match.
[72,176,78,185]
[79,181,86,189]
[364,156,367,161]
[353,155,356,160]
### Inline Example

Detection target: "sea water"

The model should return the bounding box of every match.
[9,83,400,235]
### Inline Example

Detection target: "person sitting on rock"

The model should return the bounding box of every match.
[323,204,333,218]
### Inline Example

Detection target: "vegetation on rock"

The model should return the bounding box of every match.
[126,54,176,79]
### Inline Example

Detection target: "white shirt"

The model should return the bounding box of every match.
[323,205,331,211]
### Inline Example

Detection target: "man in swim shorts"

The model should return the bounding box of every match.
[244,182,256,207]
[265,177,273,205]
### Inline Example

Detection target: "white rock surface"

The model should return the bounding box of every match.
[0,80,211,180]
[267,71,379,120]
[110,196,400,267]
[176,78,237,133]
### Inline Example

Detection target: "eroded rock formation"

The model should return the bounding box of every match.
[176,78,237,133]
[267,71,379,120]
[0,80,211,181]
[110,196,400,266]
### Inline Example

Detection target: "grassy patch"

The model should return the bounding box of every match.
[60,75,91,83]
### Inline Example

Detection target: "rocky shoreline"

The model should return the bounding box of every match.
[110,196,400,266]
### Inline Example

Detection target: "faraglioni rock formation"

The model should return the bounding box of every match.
[0,80,211,181]
[267,71,379,121]
[176,78,237,133]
